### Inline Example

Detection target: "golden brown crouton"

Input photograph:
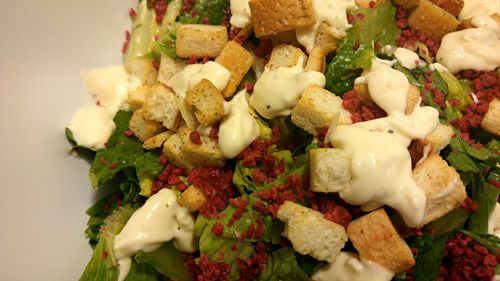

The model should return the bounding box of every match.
[176,95,199,129]
[413,154,467,227]
[355,0,383,8]
[249,0,317,37]
[126,58,158,85]
[305,47,326,73]
[157,55,185,85]
[393,0,420,8]
[232,24,255,45]
[405,85,421,114]
[430,0,464,17]
[143,83,180,129]
[408,0,459,42]
[309,148,352,193]
[266,44,307,70]
[162,133,196,171]
[425,123,454,153]
[291,86,352,136]
[143,131,174,150]
[176,24,228,58]
[265,30,301,46]
[215,41,255,98]
[180,185,207,212]
[277,201,348,263]
[127,85,150,110]
[185,79,225,126]
[314,23,341,54]
[129,109,165,142]
[347,209,415,272]
[178,128,226,168]
[481,98,500,137]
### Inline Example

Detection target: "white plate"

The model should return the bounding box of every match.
[0,1,133,280]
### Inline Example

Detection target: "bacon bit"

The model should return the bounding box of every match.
[96,100,101,106]
[252,169,267,183]
[124,130,135,137]
[201,57,210,64]
[196,254,230,281]
[159,154,168,165]
[100,156,107,164]
[415,59,420,66]
[129,7,137,18]
[176,182,188,191]
[489,180,500,189]
[203,16,210,24]
[211,222,224,236]
[101,250,109,259]
[243,82,254,91]
[241,223,255,239]
[347,14,355,24]
[189,130,202,145]
[431,88,445,108]
[460,197,478,212]
[353,40,360,51]
[122,41,129,54]
[252,201,269,215]
[369,1,376,8]
[229,197,248,209]
[109,162,117,170]
[374,42,382,50]
[152,59,160,69]
[209,127,219,140]
[151,180,165,195]
[187,57,198,64]
[254,218,265,239]
[254,39,273,58]
[231,244,238,251]
[167,174,181,185]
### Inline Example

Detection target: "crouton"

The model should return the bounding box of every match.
[249,0,317,37]
[143,83,180,129]
[425,123,454,153]
[393,0,420,8]
[126,58,158,85]
[481,98,500,137]
[162,133,196,171]
[430,0,464,17]
[492,13,500,25]
[143,131,174,150]
[265,30,301,46]
[405,85,421,114]
[232,24,254,44]
[157,55,185,85]
[413,154,468,227]
[215,41,255,98]
[291,86,352,135]
[185,79,226,126]
[277,201,348,263]
[305,47,326,73]
[408,139,430,168]
[129,109,165,142]
[178,128,226,168]
[180,185,207,212]
[347,209,415,272]
[355,0,383,8]
[176,96,199,129]
[314,23,341,54]
[310,148,352,193]
[266,44,307,70]
[176,24,228,58]
[127,85,150,110]
[408,0,459,42]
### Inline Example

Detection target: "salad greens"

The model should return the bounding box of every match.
[70,0,499,280]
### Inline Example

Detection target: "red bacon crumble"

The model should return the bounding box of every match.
[395,6,439,57]
[124,130,135,137]
[189,130,202,145]
[237,242,269,281]
[254,39,273,58]
[211,222,224,236]
[128,7,137,18]
[196,254,230,281]
[209,127,219,140]
[109,162,117,169]
[187,57,198,64]
[460,197,478,212]
[342,90,387,123]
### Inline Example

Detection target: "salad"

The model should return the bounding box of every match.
[67,0,500,280]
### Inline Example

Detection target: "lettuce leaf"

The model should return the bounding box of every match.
[325,0,400,95]
[257,248,310,281]
[179,0,229,25]
[467,177,499,234]
[135,242,194,281]
[408,234,450,281]
[438,70,473,110]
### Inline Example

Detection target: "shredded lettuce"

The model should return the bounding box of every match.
[439,70,473,110]
[135,242,194,281]
[179,0,229,25]
[257,248,310,281]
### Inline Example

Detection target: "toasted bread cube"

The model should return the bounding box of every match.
[305,46,326,73]
[143,131,174,150]
[127,85,150,110]
[405,85,421,114]
[266,44,307,70]
[408,0,459,42]
[310,148,352,193]
[430,0,463,17]
[425,123,453,153]
[314,23,341,54]
[413,154,468,227]
[408,139,430,168]
[176,96,199,129]
[185,79,225,126]
[393,0,420,8]
[265,30,301,46]
[126,58,158,85]
[291,86,352,136]
[129,109,165,142]
[162,133,196,170]
[481,98,500,137]
[180,185,207,212]
[178,128,226,168]
[249,0,317,37]
[233,24,254,44]
[157,55,185,85]
[277,201,348,263]
[215,41,255,98]
[347,209,415,272]
[176,24,228,58]
[143,83,180,129]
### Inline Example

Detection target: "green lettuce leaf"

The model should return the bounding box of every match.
[150,23,179,61]
[408,234,450,281]
[179,0,229,25]
[257,248,310,281]
[135,242,194,281]
[467,177,499,234]
[438,70,473,110]
[460,230,500,254]
[124,261,158,281]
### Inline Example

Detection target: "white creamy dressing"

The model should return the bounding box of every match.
[70,66,137,150]
[327,60,439,227]
[436,28,500,73]
[296,0,356,53]
[167,61,231,99]
[471,14,500,32]
[114,188,196,281]
[249,57,325,119]
[488,202,500,238]
[312,252,394,281]
[459,0,500,20]
[219,90,260,158]
[230,0,251,28]
[429,62,449,72]
[393,47,422,70]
